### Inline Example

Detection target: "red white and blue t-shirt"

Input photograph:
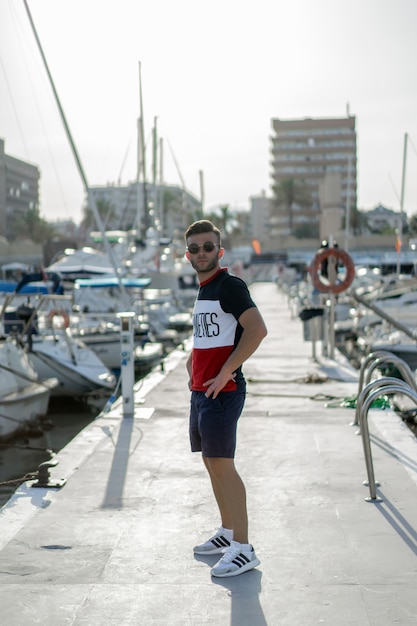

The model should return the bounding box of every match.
[191,268,256,392]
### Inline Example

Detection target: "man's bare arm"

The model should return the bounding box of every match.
[203,307,267,398]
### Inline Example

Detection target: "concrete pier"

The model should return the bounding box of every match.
[1,282,416,625]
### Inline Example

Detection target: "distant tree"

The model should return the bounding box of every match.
[201,205,240,247]
[408,214,417,237]
[161,189,181,235]
[379,224,397,235]
[219,204,233,234]
[292,222,320,239]
[161,189,200,236]
[13,208,56,244]
[272,178,311,233]
[344,206,369,235]
[81,197,117,232]
[201,209,221,225]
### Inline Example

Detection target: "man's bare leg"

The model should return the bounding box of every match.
[203,456,248,544]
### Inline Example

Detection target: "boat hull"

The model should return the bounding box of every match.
[370,343,417,372]
[28,336,115,397]
[79,333,164,375]
[0,379,56,442]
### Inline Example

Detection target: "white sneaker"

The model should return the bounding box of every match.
[211,540,260,577]
[193,527,232,555]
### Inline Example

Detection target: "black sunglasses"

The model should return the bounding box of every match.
[186,241,219,254]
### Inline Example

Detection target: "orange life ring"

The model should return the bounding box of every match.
[310,248,355,294]
[47,308,70,329]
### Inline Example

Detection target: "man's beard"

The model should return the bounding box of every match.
[190,256,219,274]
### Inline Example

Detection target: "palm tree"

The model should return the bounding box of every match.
[13,208,56,244]
[81,198,117,232]
[408,214,417,237]
[344,206,369,235]
[201,205,239,247]
[272,178,311,233]
[219,204,233,234]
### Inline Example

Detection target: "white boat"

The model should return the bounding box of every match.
[73,316,163,374]
[369,339,417,372]
[70,277,179,371]
[0,338,57,442]
[362,324,417,372]
[143,289,194,334]
[352,274,417,329]
[27,330,116,399]
[0,295,116,402]
[45,247,115,280]
[133,341,164,375]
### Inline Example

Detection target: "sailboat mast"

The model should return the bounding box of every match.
[152,117,158,188]
[136,117,143,230]
[23,0,130,305]
[152,116,158,231]
[400,132,408,219]
[396,132,408,275]
[159,137,164,232]
[199,170,205,215]
[138,62,148,236]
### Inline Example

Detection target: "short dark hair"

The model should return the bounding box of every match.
[184,220,221,244]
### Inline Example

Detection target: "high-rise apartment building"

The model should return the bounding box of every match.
[270,116,357,237]
[0,138,40,240]
[250,192,272,243]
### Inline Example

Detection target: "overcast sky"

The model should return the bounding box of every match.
[1,0,416,226]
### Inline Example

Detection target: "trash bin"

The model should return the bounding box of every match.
[299,308,324,341]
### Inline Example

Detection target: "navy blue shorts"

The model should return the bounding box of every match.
[189,390,246,458]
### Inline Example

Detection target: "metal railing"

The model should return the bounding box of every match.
[358,380,417,501]
[353,350,417,427]
[356,350,417,501]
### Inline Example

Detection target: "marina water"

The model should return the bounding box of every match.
[0,397,95,507]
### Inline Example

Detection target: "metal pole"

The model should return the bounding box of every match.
[199,170,205,214]
[396,132,408,275]
[138,62,148,235]
[326,234,336,359]
[329,293,335,359]
[400,132,408,221]
[117,312,136,418]
[344,155,352,251]
[159,137,164,232]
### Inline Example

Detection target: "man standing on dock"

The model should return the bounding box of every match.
[185,219,267,578]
